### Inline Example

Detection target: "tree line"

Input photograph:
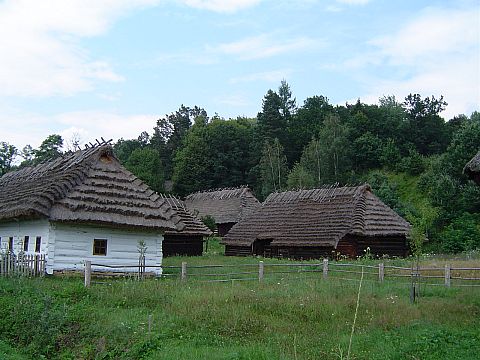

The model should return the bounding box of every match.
[1,81,479,253]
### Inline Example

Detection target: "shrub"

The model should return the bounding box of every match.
[201,215,217,232]
[441,213,480,253]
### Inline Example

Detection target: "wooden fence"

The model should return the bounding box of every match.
[0,253,46,277]
[84,259,480,288]
[161,260,480,288]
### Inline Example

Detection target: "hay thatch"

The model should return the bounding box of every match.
[222,184,410,247]
[0,144,210,235]
[184,187,260,225]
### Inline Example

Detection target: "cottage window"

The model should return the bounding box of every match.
[35,237,41,253]
[93,239,107,256]
[23,236,29,252]
[8,237,13,252]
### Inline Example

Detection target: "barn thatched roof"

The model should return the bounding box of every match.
[222,184,410,247]
[0,144,210,235]
[184,187,260,224]
[464,151,480,183]
[160,195,212,236]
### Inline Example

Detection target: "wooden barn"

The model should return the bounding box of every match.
[222,184,411,259]
[0,143,210,274]
[161,195,211,257]
[184,187,260,236]
[464,150,480,185]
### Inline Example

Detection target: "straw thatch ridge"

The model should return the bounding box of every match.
[464,150,480,184]
[184,186,260,225]
[0,144,210,235]
[222,184,410,249]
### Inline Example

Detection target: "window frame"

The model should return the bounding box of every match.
[93,239,108,256]
[23,236,29,252]
[35,236,41,253]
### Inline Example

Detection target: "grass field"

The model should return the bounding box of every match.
[0,241,479,360]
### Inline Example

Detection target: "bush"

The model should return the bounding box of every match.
[441,213,480,253]
[201,215,217,232]
[399,148,425,175]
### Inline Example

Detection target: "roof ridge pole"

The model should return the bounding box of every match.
[332,182,339,200]
[327,183,334,202]
[168,194,178,210]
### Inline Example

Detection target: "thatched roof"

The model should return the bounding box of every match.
[222,184,410,247]
[160,195,212,236]
[464,151,480,184]
[184,187,260,224]
[0,144,210,235]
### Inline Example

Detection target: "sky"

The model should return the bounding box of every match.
[0,0,479,150]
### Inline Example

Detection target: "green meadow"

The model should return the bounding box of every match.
[1,243,479,360]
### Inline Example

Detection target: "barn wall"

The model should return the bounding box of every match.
[267,246,334,260]
[0,219,50,255]
[225,244,335,259]
[163,234,203,257]
[51,222,163,275]
[356,236,408,257]
[339,234,408,258]
[225,245,251,256]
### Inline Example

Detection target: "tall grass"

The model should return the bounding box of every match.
[0,269,479,359]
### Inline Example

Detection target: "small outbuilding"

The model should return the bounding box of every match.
[222,184,411,259]
[464,150,480,185]
[184,187,260,236]
[0,143,210,274]
[161,195,212,257]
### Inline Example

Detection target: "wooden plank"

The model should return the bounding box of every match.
[379,263,384,282]
[181,262,187,281]
[323,258,328,279]
[445,264,451,287]
[85,260,92,287]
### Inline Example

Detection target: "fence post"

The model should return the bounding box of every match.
[84,260,91,288]
[323,258,328,280]
[181,261,187,281]
[379,263,384,282]
[148,314,153,336]
[34,255,39,277]
[259,261,264,282]
[444,264,451,287]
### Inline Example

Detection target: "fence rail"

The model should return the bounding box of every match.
[84,258,480,289]
[0,253,46,277]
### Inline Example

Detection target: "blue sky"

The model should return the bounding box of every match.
[0,0,479,150]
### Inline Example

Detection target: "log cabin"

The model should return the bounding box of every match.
[222,184,411,259]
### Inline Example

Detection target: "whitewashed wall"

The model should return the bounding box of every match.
[51,223,163,275]
[0,219,51,255]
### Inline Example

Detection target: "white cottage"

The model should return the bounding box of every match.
[0,143,210,275]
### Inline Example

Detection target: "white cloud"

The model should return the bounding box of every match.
[0,0,158,97]
[56,111,158,144]
[152,33,323,65]
[230,69,293,83]
[180,0,262,13]
[341,6,480,119]
[370,8,478,65]
[326,5,342,12]
[213,33,322,60]
[215,94,251,107]
[0,109,158,150]
[336,0,371,5]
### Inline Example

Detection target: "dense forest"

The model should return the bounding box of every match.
[1,81,479,254]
